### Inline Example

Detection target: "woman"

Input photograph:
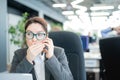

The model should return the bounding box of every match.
[10,17,74,80]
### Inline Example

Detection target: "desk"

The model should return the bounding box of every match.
[84,52,101,80]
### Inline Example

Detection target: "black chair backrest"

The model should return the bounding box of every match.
[49,31,86,80]
[99,36,120,80]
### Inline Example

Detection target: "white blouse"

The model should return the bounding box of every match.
[34,53,45,80]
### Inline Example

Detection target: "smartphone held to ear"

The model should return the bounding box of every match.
[42,45,48,54]
[44,45,48,50]
[34,45,48,62]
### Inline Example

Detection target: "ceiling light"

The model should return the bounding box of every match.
[76,11,89,16]
[67,15,78,20]
[72,5,87,11]
[90,12,110,16]
[90,6,114,11]
[71,0,84,5]
[62,11,74,15]
[112,10,120,15]
[52,4,67,8]
[118,5,120,9]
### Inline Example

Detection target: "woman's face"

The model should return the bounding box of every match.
[26,23,46,47]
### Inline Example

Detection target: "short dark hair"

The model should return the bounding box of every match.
[25,17,48,33]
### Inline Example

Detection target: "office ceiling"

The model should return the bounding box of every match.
[40,0,120,19]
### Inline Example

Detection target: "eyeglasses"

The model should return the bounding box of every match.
[25,31,46,40]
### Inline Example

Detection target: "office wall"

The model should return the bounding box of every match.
[15,0,66,23]
[8,13,21,64]
[0,0,7,72]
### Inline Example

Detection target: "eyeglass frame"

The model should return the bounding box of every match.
[25,30,47,40]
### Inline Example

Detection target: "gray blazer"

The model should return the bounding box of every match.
[10,46,74,80]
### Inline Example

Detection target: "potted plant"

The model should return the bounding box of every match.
[8,12,29,48]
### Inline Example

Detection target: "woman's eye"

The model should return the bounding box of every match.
[26,32,33,36]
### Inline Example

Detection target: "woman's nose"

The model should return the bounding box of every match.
[32,36,37,41]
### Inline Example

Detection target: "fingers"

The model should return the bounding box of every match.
[27,43,45,61]
[30,44,44,52]
[42,37,53,46]
[27,37,54,62]
[42,37,54,59]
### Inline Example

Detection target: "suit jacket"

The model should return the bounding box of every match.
[10,46,74,80]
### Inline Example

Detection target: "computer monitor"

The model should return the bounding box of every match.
[0,73,33,80]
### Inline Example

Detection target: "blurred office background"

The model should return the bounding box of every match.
[1,0,120,80]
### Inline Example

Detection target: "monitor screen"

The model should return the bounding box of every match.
[0,73,33,80]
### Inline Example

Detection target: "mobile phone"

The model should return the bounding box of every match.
[41,45,48,55]
[44,45,48,50]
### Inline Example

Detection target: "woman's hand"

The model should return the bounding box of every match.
[42,37,54,59]
[114,26,120,35]
[26,43,45,64]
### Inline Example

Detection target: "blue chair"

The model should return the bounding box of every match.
[80,36,89,52]
[49,31,86,80]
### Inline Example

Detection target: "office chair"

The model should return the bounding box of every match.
[99,36,120,80]
[49,31,86,80]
